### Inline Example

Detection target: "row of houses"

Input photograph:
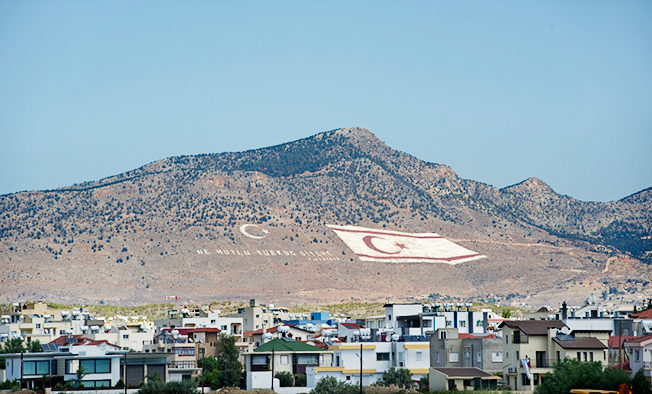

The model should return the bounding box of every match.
[1,298,651,391]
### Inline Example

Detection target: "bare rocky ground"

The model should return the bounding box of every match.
[1,128,649,308]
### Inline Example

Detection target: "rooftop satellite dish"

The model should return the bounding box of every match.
[560,326,571,335]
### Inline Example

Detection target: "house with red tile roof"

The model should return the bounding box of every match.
[624,333,652,379]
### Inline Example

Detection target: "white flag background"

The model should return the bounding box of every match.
[328,225,486,264]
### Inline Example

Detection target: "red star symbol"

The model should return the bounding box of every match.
[394,242,406,250]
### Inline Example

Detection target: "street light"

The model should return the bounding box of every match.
[199,347,206,394]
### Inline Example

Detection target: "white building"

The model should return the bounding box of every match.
[624,333,652,379]
[307,341,430,387]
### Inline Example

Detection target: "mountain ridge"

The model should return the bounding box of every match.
[0,127,649,306]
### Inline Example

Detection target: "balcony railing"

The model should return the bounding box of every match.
[522,359,559,369]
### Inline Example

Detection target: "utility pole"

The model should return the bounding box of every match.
[123,352,127,394]
[271,348,275,391]
[359,343,363,394]
[20,351,23,390]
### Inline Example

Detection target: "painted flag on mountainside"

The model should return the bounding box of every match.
[327,225,485,264]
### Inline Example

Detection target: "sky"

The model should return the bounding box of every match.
[1,1,651,202]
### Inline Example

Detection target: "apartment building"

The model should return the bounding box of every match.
[499,320,608,391]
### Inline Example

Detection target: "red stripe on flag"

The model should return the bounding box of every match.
[354,253,482,262]
[331,227,443,239]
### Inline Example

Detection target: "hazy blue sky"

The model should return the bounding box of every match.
[1,1,650,202]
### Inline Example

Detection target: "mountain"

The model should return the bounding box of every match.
[0,127,649,306]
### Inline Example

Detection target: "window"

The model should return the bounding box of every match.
[577,352,581,360]
[123,334,129,339]
[590,352,593,362]
[66,359,111,374]
[449,352,459,362]
[440,331,447,339]
[80,380,111,388]
[491,352,503,362]
[557,351,561,362]
[583,352,587,361]
[23,360,49,375]
[416,352,423,361]
[376,353,390,361]
[346,376,350,381]
[460,321,466,328]
[252,356,267,365]
[636,350,640,362]
[175,347,195,356]
[297,355,318,365]
[280,355,289,365]
[505,335,509,344]
[36,324,41,328]
[436,351,440,363]
[516,351,519,361]
[477,352,482,363]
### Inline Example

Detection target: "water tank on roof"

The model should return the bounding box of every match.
[262,333,273,342]
[278,325,290,334]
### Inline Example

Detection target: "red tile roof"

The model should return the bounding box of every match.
[161,328,194,336]
[187,328,221,334]
[49,335,87,345]
[341,323,361,329]
[458,333,497,339]
[631,309,652,319]
[623,333,652,344]
[608,336,638,348]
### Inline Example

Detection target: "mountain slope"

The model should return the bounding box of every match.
[0,127,649,306]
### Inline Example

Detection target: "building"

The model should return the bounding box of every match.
[430,328,503,373]
[245,338,331,390]
[3,335,124,390]
[86,323,154,352]
[607,336,637,369]
[244,324,315,349]
[155,307,243,338]
[308,339,430,388]
[384,303,491,337]
[624,333,652,379]
[233,299,288,333]
[429,367,500,391]
[143,328,200,381]
[499,320,608,391]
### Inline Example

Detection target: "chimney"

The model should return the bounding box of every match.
[561,301,568,321]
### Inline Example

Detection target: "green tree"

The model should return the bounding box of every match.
[418,376,429,392]
[535,358,630,394]
[0,379,19,390]
[215,335,242,388]
[632,368,652,394]
[75,365,87,388]
[501,309,512,318]
[309,376,359,394]
[380,367,412,388]
[275,371,294,387]
[197,356,220,389]
[28,340,43,353]
[2,338,25,353]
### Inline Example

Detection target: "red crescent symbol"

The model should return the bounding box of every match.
[362,235,405,255]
